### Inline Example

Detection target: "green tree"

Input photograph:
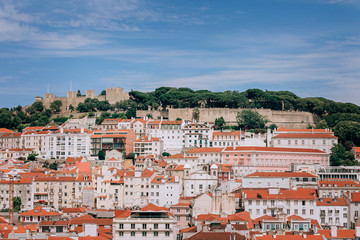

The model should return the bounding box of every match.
[215,117,226,130]
[126,107,136,119]
[27,154,36,161]
[69,104,75,112]
[100,90,106,96]
[330,143,357,166]
[176,118,182,121]
[98,150,105,160]
[77,90,82,97]
[13,197,21,212]
[236,110,267,130]
[88,112,95,118]
[50,100,62,113]
[49,162,59,170]
[316,120,329,129]
[146,113,153,119]
[334,121,360,149]
[162,152,171,157]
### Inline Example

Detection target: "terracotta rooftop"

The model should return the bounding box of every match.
[246,172,318,178]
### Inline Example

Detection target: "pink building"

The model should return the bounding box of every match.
[222,146,329,172]
[170,197,192,230]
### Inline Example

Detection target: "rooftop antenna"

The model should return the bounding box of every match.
[47,82,50,94]
[70,80,72,92]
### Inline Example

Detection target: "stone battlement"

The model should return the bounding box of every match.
[39,87,129,112]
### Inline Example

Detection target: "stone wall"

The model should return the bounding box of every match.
[41,87,129,112]
[137,108,315,129]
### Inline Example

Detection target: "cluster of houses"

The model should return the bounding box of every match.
[1,120,360,240]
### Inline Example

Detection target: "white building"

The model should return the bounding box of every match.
[146,120,185,154]
[113,203,177,240]
[134,136,163,157]
[96,166,125,209]
[183,123,213,148]
[45,128,92,160]
[271,127,338,154]
[242,172,319,189]
[184,148,223,171]
[123,168,157,208]
[150,175,182,207]
[316,197,349,228]
[211,131,241,147]
[242,188,318,219]
[21,130,52,155]
[183,164,218,197]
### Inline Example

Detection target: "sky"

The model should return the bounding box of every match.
[1,0,360,108]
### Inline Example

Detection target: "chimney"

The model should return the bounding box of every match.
[273,235,276,239]
[330,225,337,237]
[196,222,202,232]
[303,234,307,238]
[81,128,84,133]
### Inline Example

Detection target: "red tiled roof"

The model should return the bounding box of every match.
[351,192,360,202]
[273,133,337,139]
[228,211,254,228]
[320,179,360,187]
[69,214,112,225]
[256,235,323,240]
[62,207,87,213]
[353,147,360,153]
[276,127,333,133]
[165,154,184,159]
[140,203,169,212]
[213,131,241,136]
[287,215,305,221]
[187,147,224,153]
[318,229,355,238]
[223,146,326,154]
[246,172,318,178]
[317,197,348,206]
[186,232,245,240]
[0,128,14,133]
[141,168,156,178]
[161,120,182,125]
[242,188,317,200]
[114,210,132,218]
[20,206,61,217]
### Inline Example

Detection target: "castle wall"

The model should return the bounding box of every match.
[40,87,129,112]
[138,108,315,129]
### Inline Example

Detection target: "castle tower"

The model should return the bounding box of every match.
[86,90,96,99]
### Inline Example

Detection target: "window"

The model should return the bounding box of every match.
[165,232,170,236]
[154,232,158,236]
[142,224,147,229]
[154,224,158,229]
[131,224,135,229]
[119,232,124,236]
[165,224,170,229]
[302,209,306,215]
[119,224,124,229]
[142,232,147,237]
[131,232,135,237]
[310,209,314,215]
[177,208,180,213]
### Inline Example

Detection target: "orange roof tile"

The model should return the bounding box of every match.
[140,203,169,212]
[114,210,132,218]
[213,131,241,136]
[273,133,337,139]
[242,188,317,200]
[317,197,348,206]
[187,147,224,153]
[0,128,14,133]
[20,206,61,217]
[318,229,355,238]
[276,127,333,133]
[224,146,326,154]
[246,172,318,178]
[320,179,360,187]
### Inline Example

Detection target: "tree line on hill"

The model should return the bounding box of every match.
[1,87,360,166]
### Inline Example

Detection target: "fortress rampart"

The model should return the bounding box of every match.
[137,108,315,129]
[38,87,129,112]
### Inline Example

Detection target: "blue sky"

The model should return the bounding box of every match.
[1,0,360,108]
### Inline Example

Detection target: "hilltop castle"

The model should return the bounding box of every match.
[35,87,129,112]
